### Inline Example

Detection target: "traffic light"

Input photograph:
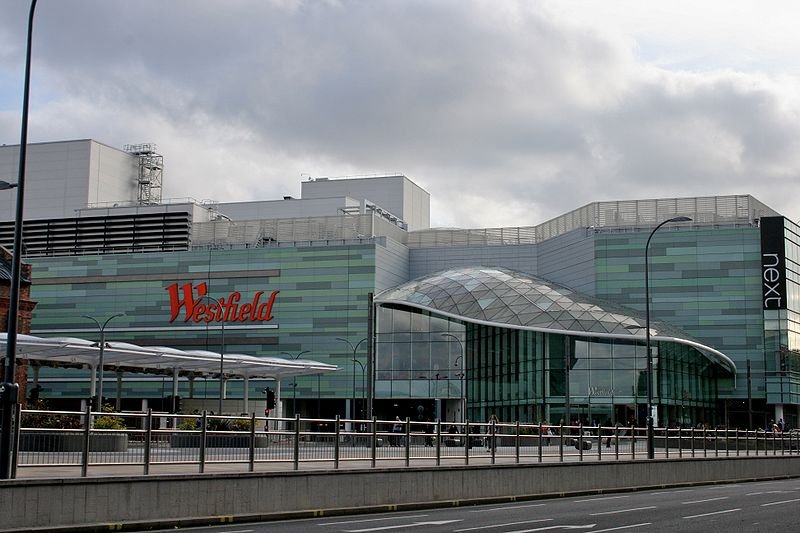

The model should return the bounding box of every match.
[266,387,275,409]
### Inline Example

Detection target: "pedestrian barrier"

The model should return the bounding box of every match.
[6,406,800,478]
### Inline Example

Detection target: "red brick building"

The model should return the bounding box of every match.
[0,246,37,404]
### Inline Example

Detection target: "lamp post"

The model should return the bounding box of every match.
[336,337,367,422]
[441,333,467,423]
[352,358,365,418]
[0,0,37,481]
[198,294,225,414]
[280,350,310,417]
[83,314,124,411]
[643,215,692,459]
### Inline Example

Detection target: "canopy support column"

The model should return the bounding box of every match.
[171,368,179,413]
[115,370,123,411]
[243,376,250,414]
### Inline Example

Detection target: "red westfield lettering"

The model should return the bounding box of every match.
[165,282,278,323]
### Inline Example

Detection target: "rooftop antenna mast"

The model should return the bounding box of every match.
[124,143,163,205]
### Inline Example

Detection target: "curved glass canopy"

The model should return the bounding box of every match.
[376,266,735,373]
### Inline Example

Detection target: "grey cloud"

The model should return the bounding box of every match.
[0,1,798,227]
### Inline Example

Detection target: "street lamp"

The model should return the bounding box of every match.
[0,181,18,190]
[336,337,367,422]
[643,215,692,459]
[280,350,310,417]
[1,0,37,481]
[352,359,365,418]
[83,314,124,411]
[441,333,467,423]
[198,294,225,414]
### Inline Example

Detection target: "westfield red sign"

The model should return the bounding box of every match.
[166,282,279,323]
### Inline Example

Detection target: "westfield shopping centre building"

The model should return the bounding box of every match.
[1,140,798,429]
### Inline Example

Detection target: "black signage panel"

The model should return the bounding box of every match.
[760,216,787,310]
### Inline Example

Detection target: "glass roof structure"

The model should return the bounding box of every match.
[376,266,735,373]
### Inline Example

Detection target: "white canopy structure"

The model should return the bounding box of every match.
[0,333,338,414]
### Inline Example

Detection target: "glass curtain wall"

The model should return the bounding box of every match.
[377,304,726,427]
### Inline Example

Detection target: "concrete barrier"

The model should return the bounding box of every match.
[1,456,799,531]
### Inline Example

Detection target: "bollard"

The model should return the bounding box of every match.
[539,421,543,463]
[247,413,256,472]
[371,417,377,468]
[558,422,564,462]
[81,402,91,478]
[435,419,441,467]
[199,411,207,473]
[293,414,300,470]
[537,422,543,463]
[464,420,470,466]
[143,409,153,476]
[515,421,520,464]
[490,420,496,465]
[404,417,411,467]
[11,404,21,479]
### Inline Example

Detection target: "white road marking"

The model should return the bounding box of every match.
[590,506,656,516]
[506,525,596,533]
[469,503,546,512]
[219,530,254,533]
[760,498,800,507]
[746,490,790,496]
[574,495,631,503]
[318,515,428,526]
[593,524,652,532]
[681,497,729,505]
[454,518,553,531]
[345,519,462,532]
[650,489,693,495]
[683,508,741,519]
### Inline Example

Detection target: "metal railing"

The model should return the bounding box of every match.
[8,407,800,479]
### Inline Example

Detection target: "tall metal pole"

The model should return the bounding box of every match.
[644,215,691,459]
[442,333,467,423]
[366,292,374,419]
[83,314,124,411]
[199,295,225,414]
[280,350,310,417]
[0,0,37,481]
[352,359,365,417]
[336,338,366,422]
[747,359,753,430]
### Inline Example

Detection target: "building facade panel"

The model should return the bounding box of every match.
[26,244,376,414]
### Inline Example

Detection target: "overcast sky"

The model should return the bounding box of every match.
[1,1,799,228]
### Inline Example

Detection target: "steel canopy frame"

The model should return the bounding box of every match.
[0,333,337,381]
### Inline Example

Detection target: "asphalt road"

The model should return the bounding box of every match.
[158,478,800,533]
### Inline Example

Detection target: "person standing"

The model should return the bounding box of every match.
[391,416,403,446]
[487,413,499,451]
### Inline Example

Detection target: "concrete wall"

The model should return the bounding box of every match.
[2,457,799,531]
[0,140,139,222]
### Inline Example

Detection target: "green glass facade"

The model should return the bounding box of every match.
[27,244,375,415]
[18,211,800,429]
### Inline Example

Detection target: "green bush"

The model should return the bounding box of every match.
[177,418,199,430]
[94,404,125,430]
[22,399,81,429]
